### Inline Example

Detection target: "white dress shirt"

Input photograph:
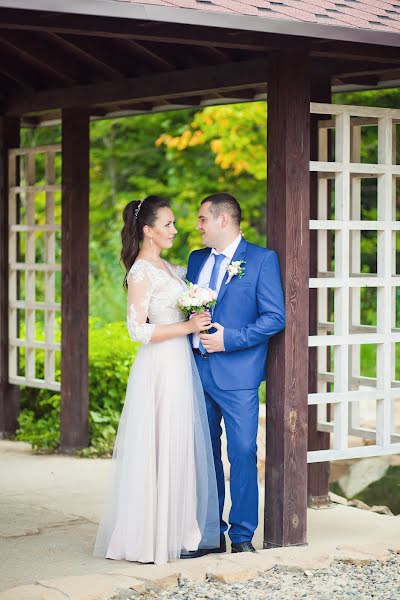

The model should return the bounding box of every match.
[193,234,242,349]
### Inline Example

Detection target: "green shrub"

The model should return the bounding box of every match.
[17,318,139,455]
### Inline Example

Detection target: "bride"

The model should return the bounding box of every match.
[94,195,220,564]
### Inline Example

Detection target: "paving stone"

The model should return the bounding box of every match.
[38,574,146,600]
[207,567,259,584]
[0,498,81,538]
[347,498,371,511]
[370,504,394,516]
[0,584,66,600]
[334,543,392,566]
[328,492,348,506]
[149,573,180,590]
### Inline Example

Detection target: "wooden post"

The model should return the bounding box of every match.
[265,45,310,547]
[307,79,331,507]
[0,116,20,437]
[60,108,89,450]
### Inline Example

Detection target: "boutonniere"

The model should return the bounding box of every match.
[225,260,246,284]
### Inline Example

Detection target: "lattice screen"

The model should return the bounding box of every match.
[8,145,61,391]
[308,103,400,463]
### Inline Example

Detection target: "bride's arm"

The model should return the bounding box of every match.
[127,267,210,344]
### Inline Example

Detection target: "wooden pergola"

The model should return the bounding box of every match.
[1,0,400,549]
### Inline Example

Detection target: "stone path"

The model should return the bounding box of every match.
[1,441,400,600]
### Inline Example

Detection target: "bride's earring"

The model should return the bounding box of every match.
[150,237,153,247]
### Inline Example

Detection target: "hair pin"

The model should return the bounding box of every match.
[134,199,144,219]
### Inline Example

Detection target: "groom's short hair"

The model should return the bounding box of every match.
[201,193,241,226]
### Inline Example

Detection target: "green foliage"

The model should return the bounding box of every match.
[16,392,60,452]
[89,105,267,321]
[83,320,139,457]
[17,319,139,455]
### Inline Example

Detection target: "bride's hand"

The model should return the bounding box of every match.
[187,311,211,333]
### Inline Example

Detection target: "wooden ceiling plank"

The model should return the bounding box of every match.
[44,32,123,81]
[37,31,108,84]
[0,41,45,90]
[59,33,135,79]
[0,30,75,86]
[121,39,175,72]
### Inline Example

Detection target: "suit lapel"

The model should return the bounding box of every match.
[194,248,212,283]
[215,237,248,307]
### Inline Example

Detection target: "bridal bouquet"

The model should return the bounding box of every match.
[177,282,217,318]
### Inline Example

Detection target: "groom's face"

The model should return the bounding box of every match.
[197,202,221,248]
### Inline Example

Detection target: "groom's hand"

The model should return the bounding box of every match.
[199,323,225,353]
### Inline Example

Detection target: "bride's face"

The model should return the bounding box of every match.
[148,207,177,250]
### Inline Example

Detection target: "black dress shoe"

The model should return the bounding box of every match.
[180,535,226,559]
[231,541,256,553]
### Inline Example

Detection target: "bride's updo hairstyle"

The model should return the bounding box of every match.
[121,195,170,289]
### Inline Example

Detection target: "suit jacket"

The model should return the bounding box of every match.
[187,237,286,391]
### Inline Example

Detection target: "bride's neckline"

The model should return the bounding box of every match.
[135,257,167,273]
[135,257,183,285]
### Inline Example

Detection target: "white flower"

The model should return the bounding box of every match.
[177,283,217,316]
[225,260,246,284]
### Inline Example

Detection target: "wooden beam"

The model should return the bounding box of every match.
[0,30,79,85]
[313,57,399,80]
[47,33,123,81]
[0,115,20,436]
[57,33,138,78]
[0,72,28,98]
[37,31,108,84]
[0,9,275,51]
[337,74,380,87]
[194,45,229,65]
[5,57,270,116]
[265,44,310,548]
[0,40,43,90]
[114,38,175,73]
[142,39,212,71]
[60,108,89,451]
[307,77,331,509]
[0,31,75,86]
[21,107,107,128]
[312,41,400,65]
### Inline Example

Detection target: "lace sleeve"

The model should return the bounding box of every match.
[127,263,155,344]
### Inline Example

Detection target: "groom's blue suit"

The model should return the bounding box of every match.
[187,237,285,544]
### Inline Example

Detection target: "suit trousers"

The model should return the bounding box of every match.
[194,354,259,543]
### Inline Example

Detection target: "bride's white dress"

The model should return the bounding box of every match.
[94,258,219,564]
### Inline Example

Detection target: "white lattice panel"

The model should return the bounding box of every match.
[8,145,61,391]
[308,103,400,463]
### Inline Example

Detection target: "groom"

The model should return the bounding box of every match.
[186,193,285,554]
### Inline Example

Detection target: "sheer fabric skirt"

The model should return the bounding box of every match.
[94,336,219,564]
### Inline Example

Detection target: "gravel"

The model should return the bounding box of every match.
[110,554,400,600]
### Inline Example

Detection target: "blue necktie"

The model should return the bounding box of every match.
[199,253,225,355]
[209,253,226,292]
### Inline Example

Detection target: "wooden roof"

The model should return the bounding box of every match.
[0,1,399,124]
